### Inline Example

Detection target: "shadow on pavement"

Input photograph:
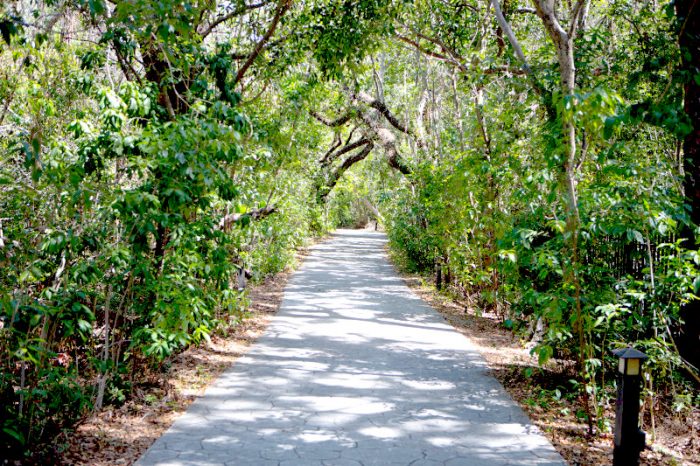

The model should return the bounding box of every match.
[137,230,565,466]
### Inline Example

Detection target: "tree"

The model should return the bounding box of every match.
[676,0,700,373]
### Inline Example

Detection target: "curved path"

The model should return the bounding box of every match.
[136,230,566,466]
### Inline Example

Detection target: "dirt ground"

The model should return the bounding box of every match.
[58,243,698,466]
[59,264,297,466]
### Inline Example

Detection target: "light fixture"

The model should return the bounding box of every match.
[612,347,648,376]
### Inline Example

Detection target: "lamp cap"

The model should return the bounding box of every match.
[612,346,648,360]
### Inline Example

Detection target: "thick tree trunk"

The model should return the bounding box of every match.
[357,110,412,175]
[676,0,700,372]
[678,0,700,233]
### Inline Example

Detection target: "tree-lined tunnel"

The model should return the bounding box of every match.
[0,0,698,463]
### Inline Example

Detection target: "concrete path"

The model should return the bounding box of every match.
[136,230,566,466]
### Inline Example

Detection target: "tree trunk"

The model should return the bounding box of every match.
[534,0,593,434]
[676,0,700,371]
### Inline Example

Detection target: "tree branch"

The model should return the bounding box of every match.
[361,197,383,223]
[358,110,411,176]
[533,0,568,43]
[397,33,525,77]
[219,205,277,231]
[234,0,290,85]
[490,0,530,71]
[344,126,358,145]
[350,90,421,145]
[412,30,460,62]
[324,142,374,195]
[310,110,353,127]
[489,0,552,103]
[319,132,342,164]
[321,137,371,166]
[533,0,575,95]
[568,0,588,39]
[484,65,527,75]
[395,34,451,61]
[200,2,268,39]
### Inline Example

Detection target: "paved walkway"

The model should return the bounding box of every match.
[136,230,566,466]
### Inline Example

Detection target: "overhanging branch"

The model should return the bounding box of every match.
[219,205,277,231]
[310,110,354,127]
[234,0,290,85]
[323,142,374,197]
[358,110,412,176]
[347,89,424,149]
[321,137,371,166]
[200,2,268,39]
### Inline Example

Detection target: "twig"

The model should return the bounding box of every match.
[200,2,268,39]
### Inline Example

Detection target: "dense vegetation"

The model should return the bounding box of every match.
[1,0,698,461]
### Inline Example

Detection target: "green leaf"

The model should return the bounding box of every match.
[536,345,553,365]
[626,229,644,244]
[87,0,106,17]
[0,18,19,45]
[548,220,566,234]
[2,425,25,444]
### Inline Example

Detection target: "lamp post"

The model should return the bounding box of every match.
[612,346,648,466]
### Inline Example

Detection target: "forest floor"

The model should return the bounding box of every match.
[58,236,698,466]
[59,250,307,466]
[401,276,700,466]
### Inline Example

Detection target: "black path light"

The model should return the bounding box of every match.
[612,346,648,466]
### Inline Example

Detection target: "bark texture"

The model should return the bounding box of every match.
[676,0,700,372]
[678,0,700,230]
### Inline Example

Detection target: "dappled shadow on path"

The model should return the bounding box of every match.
[137,230,564,466]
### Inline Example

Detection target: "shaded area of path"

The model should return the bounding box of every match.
[136,230,566,466]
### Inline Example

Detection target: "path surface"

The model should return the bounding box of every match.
[136,230,566,466]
